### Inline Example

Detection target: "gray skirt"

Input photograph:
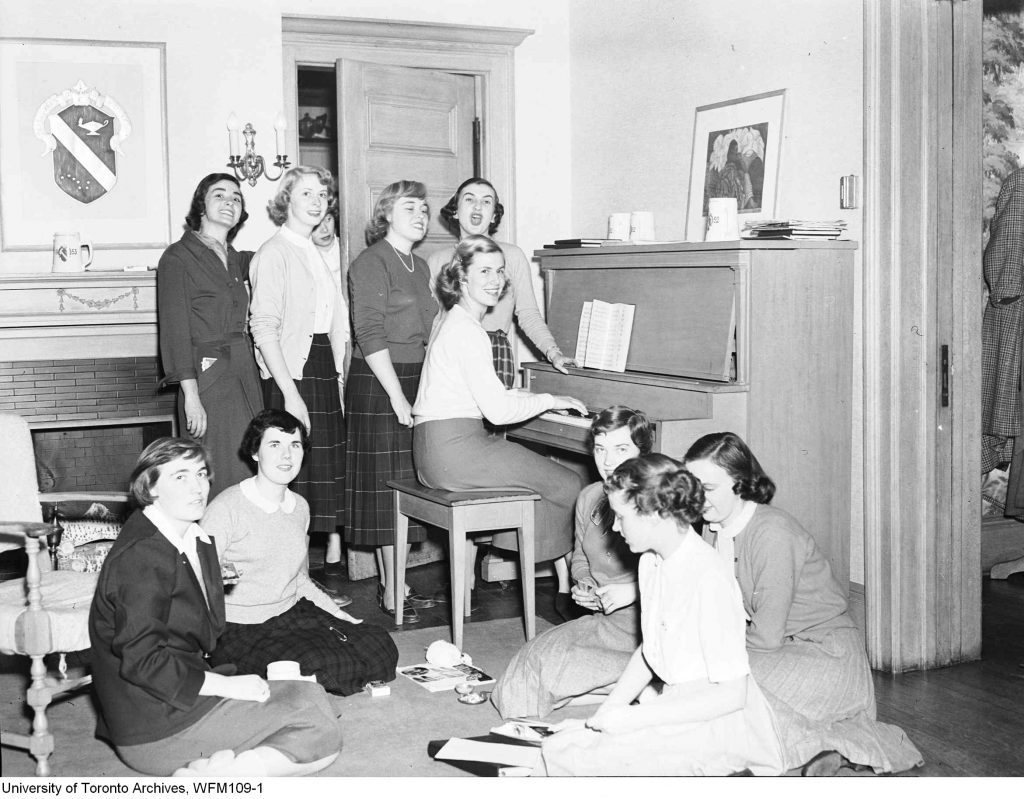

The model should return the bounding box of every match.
[413,418,581,562]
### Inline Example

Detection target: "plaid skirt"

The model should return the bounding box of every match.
[343,356,427,545]
[263,335,345,535]
[209,598,398,696]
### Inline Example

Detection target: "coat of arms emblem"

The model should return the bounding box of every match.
[32,80,132,204]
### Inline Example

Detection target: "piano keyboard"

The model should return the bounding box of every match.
[538,411,594,428]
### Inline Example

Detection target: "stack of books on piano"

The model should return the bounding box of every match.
[742,220,848,240]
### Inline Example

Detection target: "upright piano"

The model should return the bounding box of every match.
[507,240,856,587]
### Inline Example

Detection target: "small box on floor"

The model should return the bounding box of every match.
[365,680,390,698]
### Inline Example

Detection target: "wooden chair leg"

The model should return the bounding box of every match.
[393,491,409,627]
[518,502,536,642]
[27,654,54,776]
[450,512,466,652]
[464,539,476,618]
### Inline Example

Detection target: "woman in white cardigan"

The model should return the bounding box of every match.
[412,235,586,600]
[249,166,350,602]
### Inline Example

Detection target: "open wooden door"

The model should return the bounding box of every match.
[336,59,475,269]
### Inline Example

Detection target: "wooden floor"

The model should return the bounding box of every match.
[316,547,1024,777]
[872,573,1024,777]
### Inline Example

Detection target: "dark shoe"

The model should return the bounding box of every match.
[322,559,345,577]
[309,569,351,598]
[801,751,847,777]
[404,587,438,609]
[554,592,575,622]
[377,583,419,624]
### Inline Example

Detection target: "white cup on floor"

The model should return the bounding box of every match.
[267,660,301,680]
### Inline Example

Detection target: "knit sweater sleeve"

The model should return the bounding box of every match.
[742,518,802,651]
[502,242,558,354]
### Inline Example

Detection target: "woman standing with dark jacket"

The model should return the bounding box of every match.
[157,173,263,498]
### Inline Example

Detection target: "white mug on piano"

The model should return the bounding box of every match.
[52,232,93,272]
[704,198,739,242]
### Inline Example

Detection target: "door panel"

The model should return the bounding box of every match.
[337,59,474,269]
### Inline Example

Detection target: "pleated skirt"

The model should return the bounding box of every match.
[750,623,924,773]
[343,356,427,545]
[263,334,345,535]
[412,418,580,561]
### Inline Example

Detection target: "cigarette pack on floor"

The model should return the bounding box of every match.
[365,680,390,697]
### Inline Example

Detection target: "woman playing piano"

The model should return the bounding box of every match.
[427,178,575,387]
[492,406,652,719]
[683,432,923,775]
[412,235,586,606]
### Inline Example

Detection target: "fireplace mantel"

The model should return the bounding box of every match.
[0,271,158,361]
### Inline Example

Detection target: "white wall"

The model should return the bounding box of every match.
[0,0,572,272]
[568,0,866,582]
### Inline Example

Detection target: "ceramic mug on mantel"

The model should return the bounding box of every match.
[52,232,93,272]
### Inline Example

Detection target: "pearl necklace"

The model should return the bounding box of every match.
[387,240,416,274]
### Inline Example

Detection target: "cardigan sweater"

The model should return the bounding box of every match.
[88,511,225,746]
[412,304,554,425]
[249,230,349,381]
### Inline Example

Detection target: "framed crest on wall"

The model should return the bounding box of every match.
[685,89,786,241]
[0,38,170,252]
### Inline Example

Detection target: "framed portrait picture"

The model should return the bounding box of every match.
[0,38,170,251]
[685,89,786,241]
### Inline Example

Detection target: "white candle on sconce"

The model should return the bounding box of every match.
[273,112,287,157]
[226,113,240,158]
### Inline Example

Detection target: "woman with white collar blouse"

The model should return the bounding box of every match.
[89,438,339,777]
[412,235,586,598]
[249,166,349,603]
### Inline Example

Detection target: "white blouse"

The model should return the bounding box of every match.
[412,303,554,425]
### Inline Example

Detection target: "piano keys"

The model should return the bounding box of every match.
[507,240,856,587]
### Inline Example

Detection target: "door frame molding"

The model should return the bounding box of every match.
[861,0,982,671]
[282,16,532,264]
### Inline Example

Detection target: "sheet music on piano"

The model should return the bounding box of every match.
[574,299,635,372]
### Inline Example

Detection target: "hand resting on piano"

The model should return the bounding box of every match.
[539,409,596,428]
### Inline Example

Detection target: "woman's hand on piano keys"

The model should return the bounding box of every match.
[551,395,587,416]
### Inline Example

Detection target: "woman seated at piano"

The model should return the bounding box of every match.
[492,406,652,719]
[682,432,923,775]
[412,235,586,608]
[427,177,576,388]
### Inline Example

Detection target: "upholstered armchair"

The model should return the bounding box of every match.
[0,413,127,776]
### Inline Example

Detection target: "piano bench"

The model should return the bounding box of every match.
[386,478,540,651]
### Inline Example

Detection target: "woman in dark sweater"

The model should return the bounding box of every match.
[89,437,340,777]
[157,173,263,498]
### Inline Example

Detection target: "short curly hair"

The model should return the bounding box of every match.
[439,178,505,237]
[683,431,776,505]
[434,235,509,311]
[240,408,310,459]
[184,173,249,243]
[129,438,212,508]
[604,453,705,528]
[365,180,428,246]
[266,165,336,227]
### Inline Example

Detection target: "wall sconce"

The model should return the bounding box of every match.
[226,112,290,186]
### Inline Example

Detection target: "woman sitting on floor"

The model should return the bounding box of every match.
[492,406,652,718]
[411,235,586,605]
[683,431,924,775]
[89,438,339,777]
[202,409,398,695]
[538,454,784,776]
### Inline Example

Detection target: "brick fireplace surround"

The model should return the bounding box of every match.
[0,271,173,494]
